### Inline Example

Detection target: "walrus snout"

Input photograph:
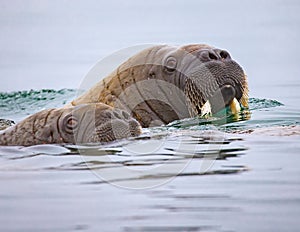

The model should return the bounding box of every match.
[198,48,232,62]
[184,51,248,117]
[51,104,142,144]
[79,106,142,143]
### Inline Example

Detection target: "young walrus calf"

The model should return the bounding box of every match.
[0,103,141,146]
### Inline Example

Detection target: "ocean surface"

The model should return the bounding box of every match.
[1,0,300,232]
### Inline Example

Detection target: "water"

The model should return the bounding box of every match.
[1,0,300,231]
[0,92,299,232]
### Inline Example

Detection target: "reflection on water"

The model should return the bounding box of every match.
[0,89,299,231]
[0,129,248,184]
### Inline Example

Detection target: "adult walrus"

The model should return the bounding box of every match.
[0,44,248,146]
[0,103,141,146]
[69,44,249,127]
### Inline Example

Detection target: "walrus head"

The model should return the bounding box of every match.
[65,103,142,144]
[0,103,142,146]
[160,44,249,117]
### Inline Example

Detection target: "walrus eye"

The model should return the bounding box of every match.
[63,114,78,133]
[164,56,177,73]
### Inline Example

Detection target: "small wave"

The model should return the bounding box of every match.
[249,98,283,110]
[0,89,76,121]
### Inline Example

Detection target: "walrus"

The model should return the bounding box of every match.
[69,44,248,127]
[0,103,141,146]
[0,44,248,146]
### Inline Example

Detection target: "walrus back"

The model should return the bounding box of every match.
[0,108,65,146]
[70,45,190,127]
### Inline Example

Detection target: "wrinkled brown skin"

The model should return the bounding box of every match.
[70,44,249,127]
[0,103,141,146]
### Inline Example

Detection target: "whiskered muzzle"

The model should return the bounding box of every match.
[184,59,248,117]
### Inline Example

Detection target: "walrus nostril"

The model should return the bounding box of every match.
[112,111,122,119]
[208,51,218,60]
[219,50,231,60]
[122,111,130,120]
[199,49,229,62]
